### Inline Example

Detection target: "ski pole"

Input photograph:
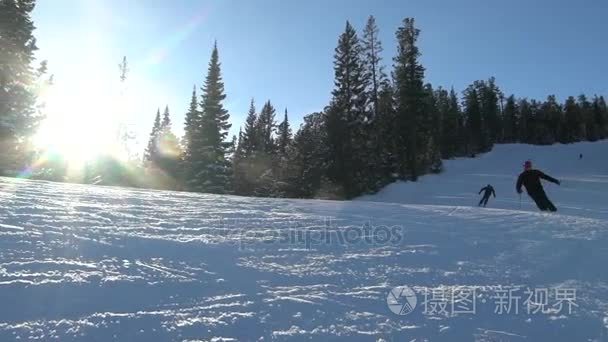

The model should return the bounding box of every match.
[518,193,522,209]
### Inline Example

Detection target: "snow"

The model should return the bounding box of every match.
[0,141,607,341]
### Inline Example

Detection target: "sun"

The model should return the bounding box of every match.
[33,74,129,168]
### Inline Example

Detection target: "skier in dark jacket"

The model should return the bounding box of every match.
[478,184,496,207]
[516,160,560,212]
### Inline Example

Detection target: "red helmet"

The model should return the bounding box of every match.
[524,160,532,170]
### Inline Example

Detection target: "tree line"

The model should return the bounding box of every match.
[2,3,607,199]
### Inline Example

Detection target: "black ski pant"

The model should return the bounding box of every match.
[478,194,490,207]
[527,189,557,212]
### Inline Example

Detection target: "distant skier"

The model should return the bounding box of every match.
[478,184,496,207]
[579,153,583,160]
[516,160,560,212]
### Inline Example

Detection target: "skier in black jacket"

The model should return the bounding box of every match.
[516,160,560,212]
[478,184,496,207]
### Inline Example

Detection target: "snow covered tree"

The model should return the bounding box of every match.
[0,0,42,174]
[187,43,232,193]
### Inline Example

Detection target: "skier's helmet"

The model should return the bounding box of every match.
[524,160,532,170]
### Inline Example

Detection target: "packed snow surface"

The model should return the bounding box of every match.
[0,142,607,341]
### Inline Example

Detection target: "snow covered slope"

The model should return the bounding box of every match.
[359,141,608,219]
[0,142,607,341]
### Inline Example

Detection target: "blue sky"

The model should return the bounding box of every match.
[33,0,608,151]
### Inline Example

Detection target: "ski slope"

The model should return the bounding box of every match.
[359,141,608,220]
[0,142,607,341]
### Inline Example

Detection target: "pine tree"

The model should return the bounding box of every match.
[143,106,182,189]
[540,95,562,144]
[518,99,532,143]
[477,77,501,146]
[286,112,329,198]
[373,81,397,182]
[182,85,199,165]
[240,99,258,155]
[0,0,41,174]
[563,96,581,143]
[144,109,162,164]
[256,100,277,154]
[437,87,460,158]
[502,95,518,143]
[393,18,430,180]
[249,100,278,197]
[578,95,596,141]
[326,21,369,197]
[362,15,386,118]
[463,86,484,153]
[448,88,467,156]
[424,83,442,171]
[593,96,607,139]
[276,109,292,159]
[189,43,232,193]
[157,106,181,178]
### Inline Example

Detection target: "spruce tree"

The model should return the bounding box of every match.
[563,96,581,143]
[477,78,501,146]
[276,109,292,159]
[518,99,532,143]
[448,88,467,156]
[256,100,277,154]
[240,99,259,155]
[144,109,162,164]
[0,0,41,174]
[326,21,369,197]
[437,87,460,158]
[578,95,596,141]
[190,43,232,193]
[502,95,518,143]
[393,18,429,180]
[463,86,484,153]
[593,96,607,139]
[182,86,199,166]
[374,81,397,181]
[286,113,328,198]
[362,15,386,118]
[157,106,181,182]
[540,95,562,144]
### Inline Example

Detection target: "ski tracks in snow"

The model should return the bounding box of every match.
[0,177,607,341]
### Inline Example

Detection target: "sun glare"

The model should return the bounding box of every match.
[34,73,130,168]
